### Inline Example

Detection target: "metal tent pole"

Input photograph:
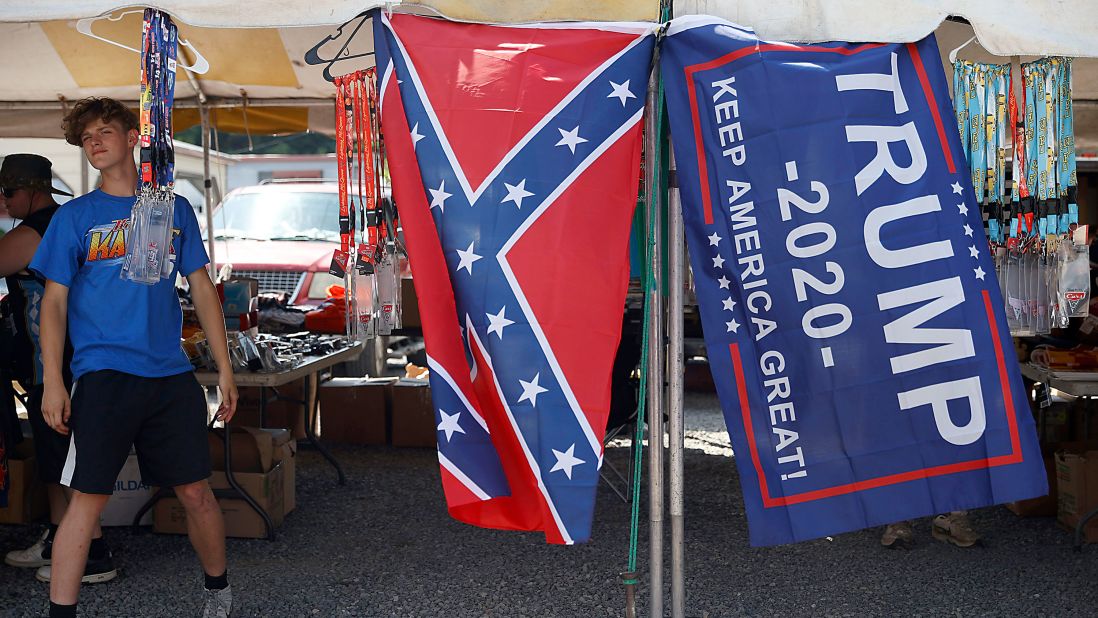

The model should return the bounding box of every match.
[644,67,666,618]
[667,150,685,618]
[199,104,216,278]
[180,55,216,278]
[80,157,89,196]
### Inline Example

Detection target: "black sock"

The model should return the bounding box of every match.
[89,537,108,560]
[48,601,77,618]
[204,570,228,590]
[46,524,60,541]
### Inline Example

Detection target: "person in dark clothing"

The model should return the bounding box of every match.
[0,154,118,584]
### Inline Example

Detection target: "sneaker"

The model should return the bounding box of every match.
[203,585,233,618]
[932,511,981,548]
[4,528,52,568]
[880,521,915,548]
[35,551,118,585]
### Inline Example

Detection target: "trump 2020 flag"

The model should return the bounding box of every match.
[662,16,1047,546]
[374,13,654,544]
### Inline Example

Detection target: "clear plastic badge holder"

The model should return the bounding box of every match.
[1035,254,1050,334]
[1005,248,1026,334]
[122,190,175,285]
[375,249,401,336]
[352,270,376,341]
[1058,239,1091,318]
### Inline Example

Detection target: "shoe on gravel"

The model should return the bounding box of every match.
[35,551,118,585]
[4,528,52,568]
[203,584,233,618]
[880,521,915,548]
[932,511,981,547]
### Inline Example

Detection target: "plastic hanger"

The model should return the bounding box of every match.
[949,35,979,64]
[303,10,375,83]
[76,9,210,74]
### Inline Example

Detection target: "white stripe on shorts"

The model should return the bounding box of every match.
[59,380,79,487]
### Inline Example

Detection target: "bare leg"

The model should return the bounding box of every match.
[46,485,67,526]
[49,492,110,605]
[48,485,104,540]
[174,480,226,576]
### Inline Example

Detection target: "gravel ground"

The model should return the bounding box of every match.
[2,391,1097,617]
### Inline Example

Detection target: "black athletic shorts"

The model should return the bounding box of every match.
[26,385,72,484]
[61,370,212,495]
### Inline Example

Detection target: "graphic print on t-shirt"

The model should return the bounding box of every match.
[84,218,180,271]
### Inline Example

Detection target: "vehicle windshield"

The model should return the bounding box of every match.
[212,190,341,242]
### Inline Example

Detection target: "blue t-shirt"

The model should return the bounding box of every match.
[29,190,209,380]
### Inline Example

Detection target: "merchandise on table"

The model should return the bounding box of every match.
[183,330,349,373]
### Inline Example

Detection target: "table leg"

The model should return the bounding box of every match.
[131,487,169,528]
[302,371,346,485]
[258,385,266,428]
[220,417,276,540]
[1074,505,1098,551]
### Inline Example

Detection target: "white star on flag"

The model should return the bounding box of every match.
[712,255,725,269]
[952,182,964,195]
[455,241,483,274]
[726,319,740,333]
[486,306,515,339]
[718,276,731,290]
[410,122,425,149]
[555,126,588,154]
[969,245,980,258]
[436,410,466,442]
[963,223,974,237]
[429,180,452,213]
[974,266,986,280]
[957,203,968,216]
[518,373,549,407]
[550,444,586,480]
[502,179,535,209]
[722,297,736,311]
[708,232,722,247]
[608,80,636,106]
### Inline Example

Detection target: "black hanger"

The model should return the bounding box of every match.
[304,9,377,83]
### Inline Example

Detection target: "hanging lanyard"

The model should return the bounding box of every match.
[335,76,352,258]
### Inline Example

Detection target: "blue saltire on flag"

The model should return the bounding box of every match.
[374,13,655,544]
[661,16,1047,546]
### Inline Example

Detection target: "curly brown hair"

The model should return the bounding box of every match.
[62,97,138,146]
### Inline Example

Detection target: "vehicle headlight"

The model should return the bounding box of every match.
[307,272,345,299]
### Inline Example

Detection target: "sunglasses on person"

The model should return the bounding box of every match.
[1,187,16,198]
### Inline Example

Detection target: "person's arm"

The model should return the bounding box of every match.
[39,280,71,435]
[187,267,238,422]
[0,226,40,276]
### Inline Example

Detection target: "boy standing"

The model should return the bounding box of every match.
[31,98,239,617]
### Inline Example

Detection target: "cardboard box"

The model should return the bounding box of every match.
[153,463,285,539]
[209,426,295,514]
[319,377,394,445]
[235,380,308,439]
[390,382,436,448]
[208,426,276,473]
[100,453,156,526]
[0,440,48,525]
[1006,454,1058,517]
[268,429,296,514]
[401,278,421,329]
[1056,447,1098,543]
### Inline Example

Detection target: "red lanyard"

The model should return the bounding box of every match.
[333,69,382,271]
[334,75,352,257]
